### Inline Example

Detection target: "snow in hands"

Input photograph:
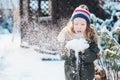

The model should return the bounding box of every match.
[65,38,89,70]
[65,38,89,55]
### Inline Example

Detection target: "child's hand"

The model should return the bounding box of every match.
[81,50,85,53]
[60,53,69,60]
[60,53,65,57]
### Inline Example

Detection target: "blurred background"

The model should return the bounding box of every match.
[0,0,120,80]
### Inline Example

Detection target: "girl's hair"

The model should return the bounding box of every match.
[65,20,98,43]
[85,24,98,43]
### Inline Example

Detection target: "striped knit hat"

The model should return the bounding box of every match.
[71,4,91,24]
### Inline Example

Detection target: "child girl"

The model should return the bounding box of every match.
[57,4,100,80]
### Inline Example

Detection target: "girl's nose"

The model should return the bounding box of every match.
[77,26,82,29]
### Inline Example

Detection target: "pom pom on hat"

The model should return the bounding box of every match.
[71,4,91,24]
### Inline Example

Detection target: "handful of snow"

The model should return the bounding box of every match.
[65,38,89,69]
[65,38,89,53]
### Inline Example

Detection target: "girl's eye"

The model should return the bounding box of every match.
[74,23,85,26]
[81,24,85,25]
[74,23,78,25]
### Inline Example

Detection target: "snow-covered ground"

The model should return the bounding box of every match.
[0,34,65,80]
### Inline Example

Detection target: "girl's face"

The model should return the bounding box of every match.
[73,18,87,36]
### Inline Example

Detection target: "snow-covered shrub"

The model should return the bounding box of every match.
[113,26,120,35]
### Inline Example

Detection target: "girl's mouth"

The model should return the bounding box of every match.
[77,31,81,33]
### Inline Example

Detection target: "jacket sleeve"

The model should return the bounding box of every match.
[58,42,76,61]
[57,27,67,43]
[83,42,100,63]
[60,49,76,61]
[60,48,69,60]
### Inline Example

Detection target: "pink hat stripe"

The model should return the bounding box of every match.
[74,9,90,17]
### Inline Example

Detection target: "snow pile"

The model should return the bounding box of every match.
[0,34,65,80]
[0,48,65,80]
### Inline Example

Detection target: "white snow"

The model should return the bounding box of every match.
[1,0,120,80]
[0,34,65,80]
[65,38,89,53]
[0,0,19,9]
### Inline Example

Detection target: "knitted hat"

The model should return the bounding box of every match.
[71,4,91,24]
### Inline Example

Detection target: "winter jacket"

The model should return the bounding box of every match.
[57,27,100,80]
[63,41,100,80]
